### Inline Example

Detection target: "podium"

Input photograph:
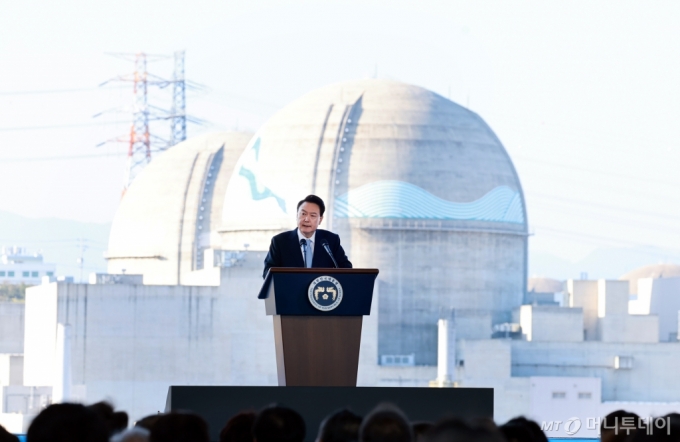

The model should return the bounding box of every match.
[258,268,378,387]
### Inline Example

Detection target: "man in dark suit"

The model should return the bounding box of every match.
[263,195,352,278]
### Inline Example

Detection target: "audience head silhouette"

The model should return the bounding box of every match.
[220,410,256,442]
[427,417,505,442]
[601,410,640,442]
[411,422,433,442]
[500,417,549,442]
[26,403,108,442]
[87,401,129,437]
[253,405,305,442]
[149,412,209,442]
[359,403,412,442]
[111,427,150,442]
[317,408,362,442]
[0,423,19,442]
[18,399,668,442]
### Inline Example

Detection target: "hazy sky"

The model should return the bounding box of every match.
[1,0,679,271]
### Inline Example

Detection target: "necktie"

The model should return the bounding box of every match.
[305,240,313,268]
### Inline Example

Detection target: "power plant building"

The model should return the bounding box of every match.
[219,79,528,365]
[2,79,680,434]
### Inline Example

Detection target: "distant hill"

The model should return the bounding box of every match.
[530,246,680,281]
[0,210,110,282]
[2,209,674,284]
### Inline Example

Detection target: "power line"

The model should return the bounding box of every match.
[0,238,107,243]
[0,86,127,96]
[533,225,680,253]
[0,84,281,115]
[514,155,678,188]
[194,89,284,111]
[532,201,680,235]
[0,152,126,163]
[491,111,678,154]
[526,192,680,223]
[518,162,680,206]
[0,120,129,132]
[55,263,106,272]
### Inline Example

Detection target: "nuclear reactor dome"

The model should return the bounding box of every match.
[221,79,527,365]
[106,131,253,284]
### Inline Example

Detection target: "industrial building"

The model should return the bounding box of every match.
[1,79,679,435]
[0,247,56,286]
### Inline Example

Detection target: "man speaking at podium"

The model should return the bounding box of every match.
[263,195,352,278]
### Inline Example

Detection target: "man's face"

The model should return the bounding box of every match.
[297,202,323,238]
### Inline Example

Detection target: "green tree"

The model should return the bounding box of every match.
[0,283,27,302]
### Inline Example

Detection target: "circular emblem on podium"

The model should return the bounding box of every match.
[308,276,343,311]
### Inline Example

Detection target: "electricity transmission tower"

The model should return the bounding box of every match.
[170,51,187,146]
[96,51,203,194]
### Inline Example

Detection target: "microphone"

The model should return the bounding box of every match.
[300,238,308,267]
[322,239,339,268]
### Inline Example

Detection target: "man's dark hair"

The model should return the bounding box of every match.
[26,403,108,442]
[0,423,19,442]
[220,411,256,442]
[297,195,325,217]
[150,412,210,442]
[666,413,680,440]
[359,403,412,442]
[317,409,362,442]
[626,413,680,442]
[601,410,640,442]
[500,417,547,442]
[603,410,640,427]
[87,401,129,437]
[427,417,505,442]
[136,413,164,431]
[87,401,114,419]
[253,405,305,442]
[111,412,129,435]
[411,422,433,442]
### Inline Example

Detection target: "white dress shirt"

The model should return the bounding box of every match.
[297,229,316,266]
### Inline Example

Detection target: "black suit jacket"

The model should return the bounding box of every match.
[263,228,352,278]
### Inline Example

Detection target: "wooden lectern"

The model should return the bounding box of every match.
[258,268,378,387]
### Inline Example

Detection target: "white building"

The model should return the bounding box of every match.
[0,247,56,286]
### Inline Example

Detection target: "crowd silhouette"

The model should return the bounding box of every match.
[0,401,678,442]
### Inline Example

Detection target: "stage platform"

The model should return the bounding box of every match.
[166,386,493,441]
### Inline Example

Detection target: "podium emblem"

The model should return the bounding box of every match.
[308,276,344,311]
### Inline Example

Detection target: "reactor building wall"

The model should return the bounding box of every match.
[219,79,528,364]
[106,132,254,284]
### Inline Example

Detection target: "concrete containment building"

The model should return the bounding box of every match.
[106,132,254,284]
[220,79,528,364]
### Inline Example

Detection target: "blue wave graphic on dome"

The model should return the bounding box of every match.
[238,138,287,213]
[335,181,524,224]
